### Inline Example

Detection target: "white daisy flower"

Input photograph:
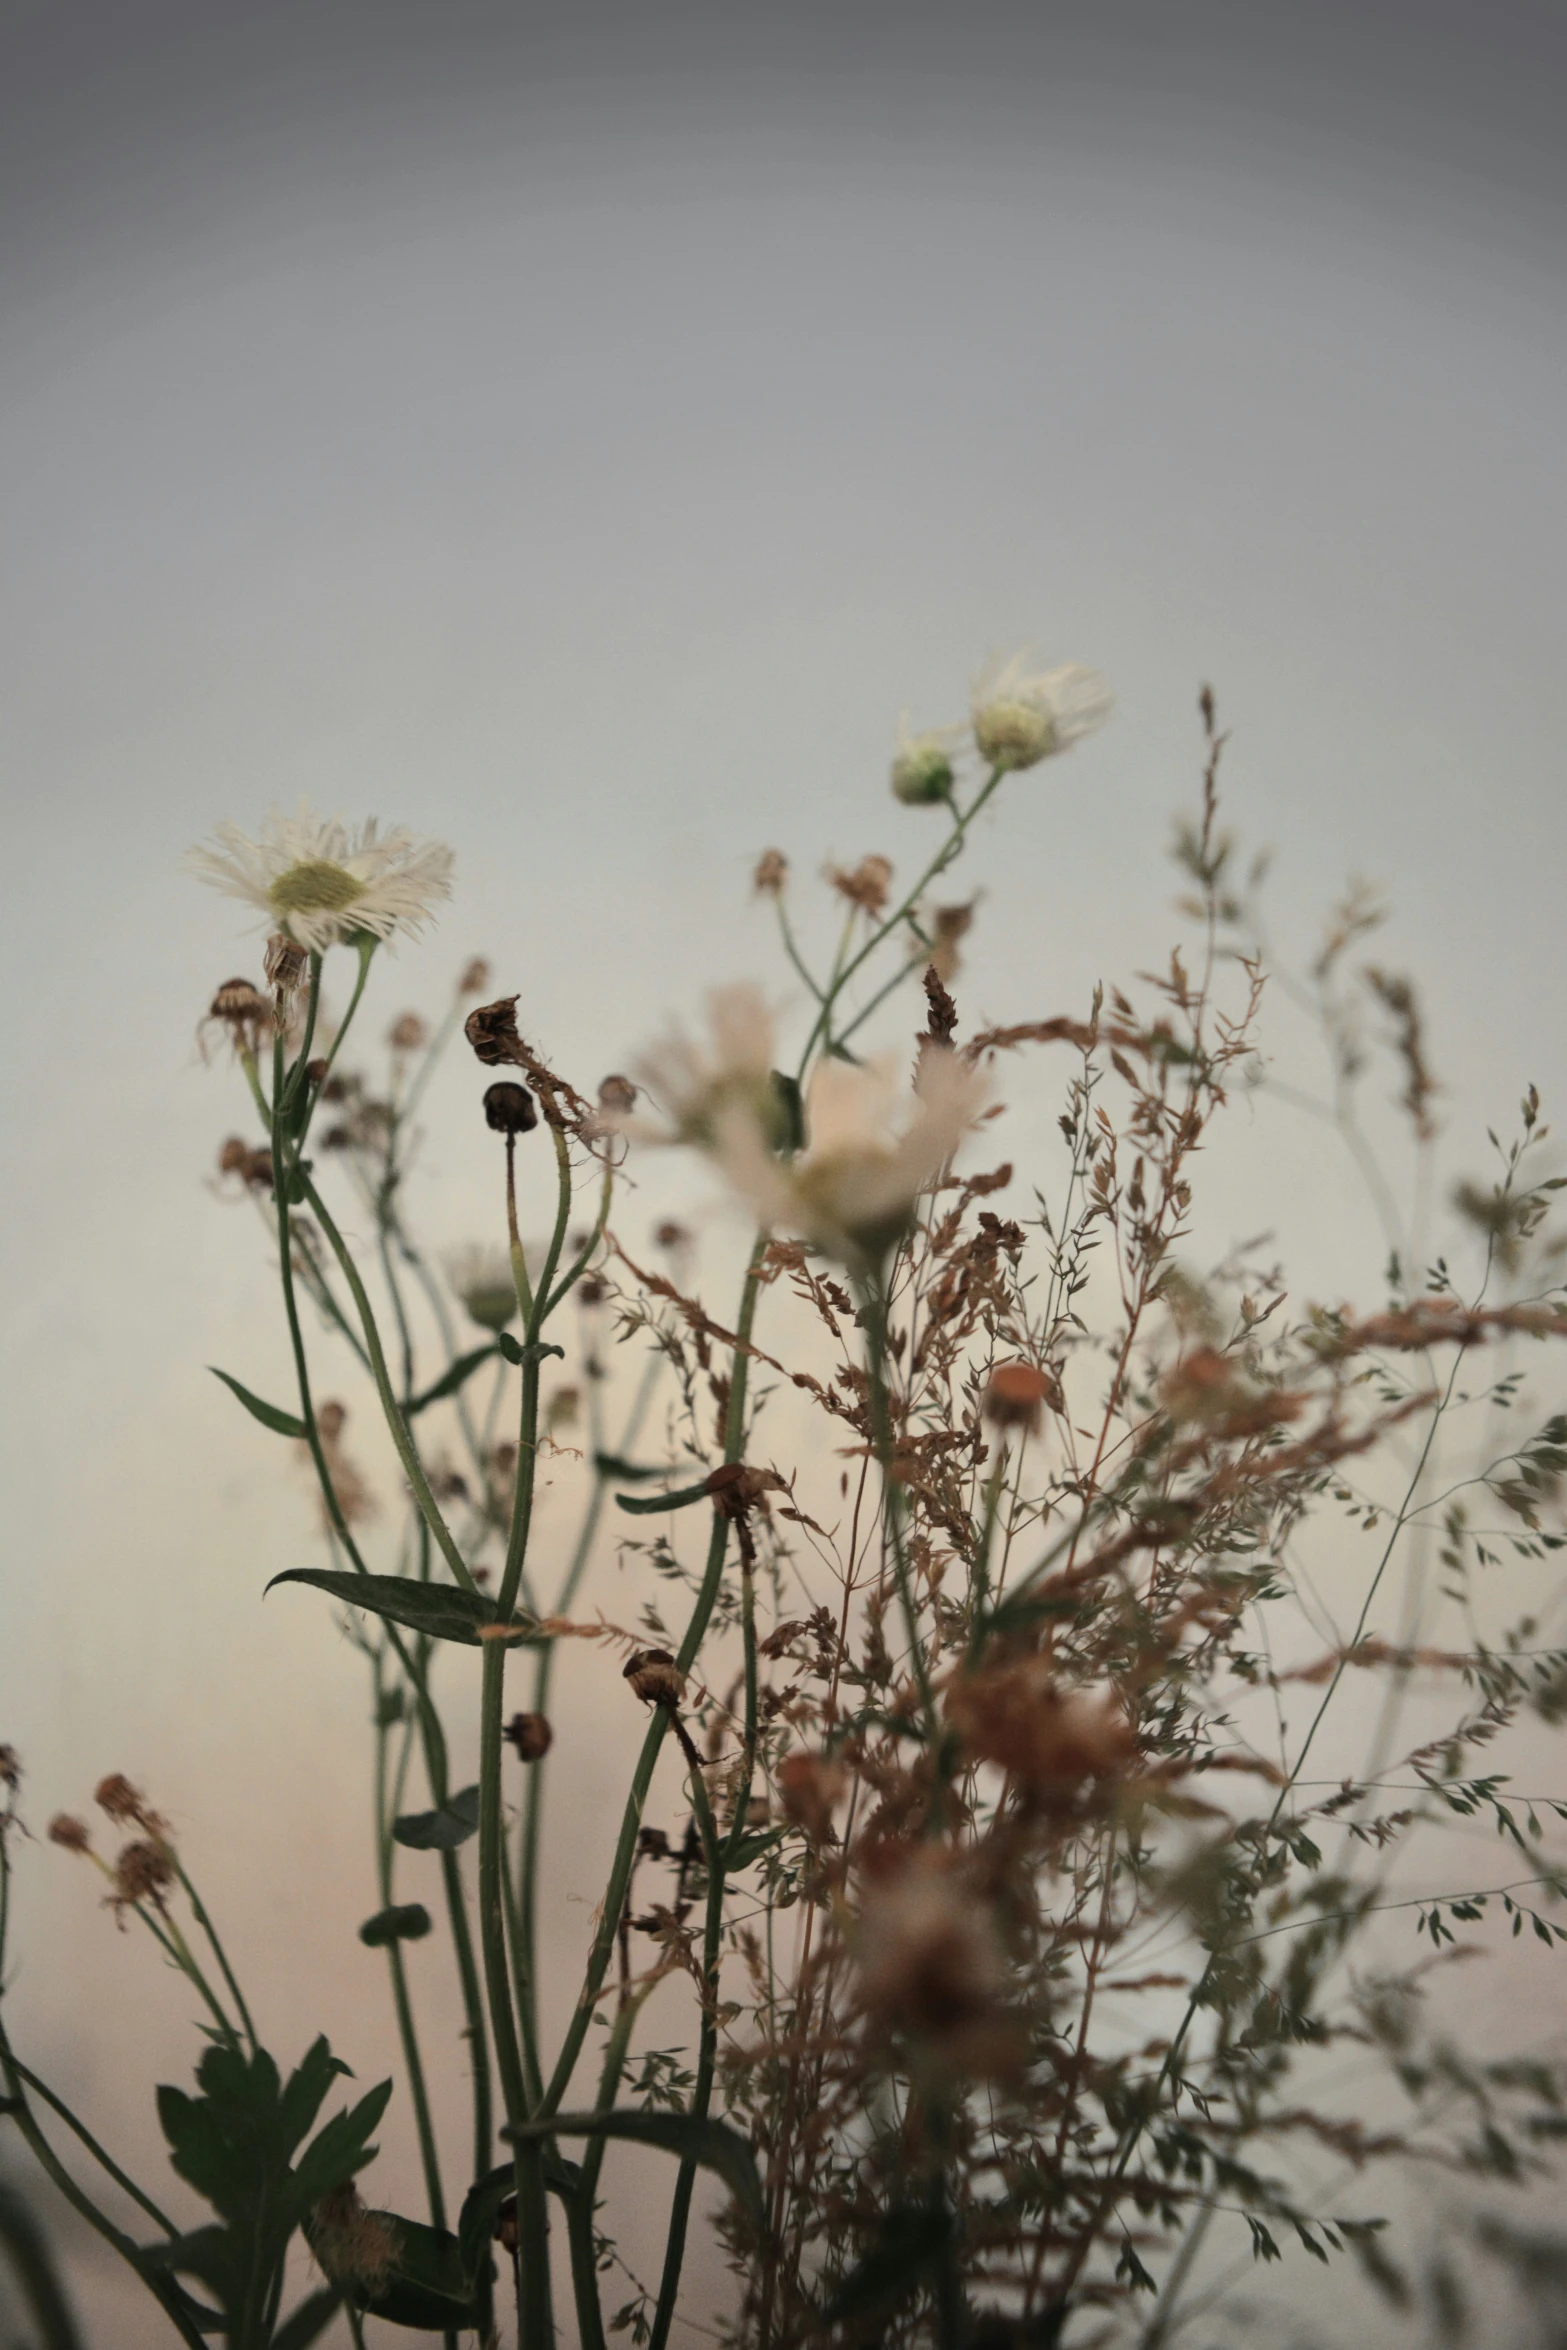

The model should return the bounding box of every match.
[970,654,1113,773]
[712,1043,987,1269]
[187,801,454,953]
[622,983,783,1149]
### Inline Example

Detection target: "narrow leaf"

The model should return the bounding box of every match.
[404,1345,500,1417]
[616,1479,714,1517]
[265,1570,539,1648]
[209,1368,307,1440]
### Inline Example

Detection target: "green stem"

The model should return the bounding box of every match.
[646,1765,725,2350]
[171,1861,258,2053]
[540,1232,766,2119]
[374,1666,446,2232]
[0,2031,208,2350]
[296,1175,479,1596]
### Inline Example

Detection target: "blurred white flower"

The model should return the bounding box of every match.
[970,654,1113,773]
[890,717,963,807]
[444,1243,521,1332]
[188,802,454,953]
[624,983,783,1149]
[714,1043,987,1268]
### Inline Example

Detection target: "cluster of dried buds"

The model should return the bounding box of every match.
[48,1774,178,1921]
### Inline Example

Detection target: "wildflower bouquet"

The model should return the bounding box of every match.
[4,659,1566,2350]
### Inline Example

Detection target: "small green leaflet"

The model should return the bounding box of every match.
[209,1369,308,1441]
[496,1334,566,1367]
[358,1904,433,1946]
[392,1788,480,1853]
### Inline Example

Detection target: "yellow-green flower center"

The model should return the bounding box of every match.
[268,859,365,918]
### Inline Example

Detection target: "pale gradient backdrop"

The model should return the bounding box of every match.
[3,4,1566,2343]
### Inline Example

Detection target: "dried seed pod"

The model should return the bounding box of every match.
[597,1073,637,1114]
[458,955,492,997]
[388,1012,427,1052]
[623,1649,685,1709]
[752,848,788,894]
[483,1081,537,1136]
[94,1774,154,1828]
[48,1814,92,1852]
[504,1712,553,1763]
[982,1361,1057,1433]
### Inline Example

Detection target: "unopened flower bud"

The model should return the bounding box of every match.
[654,1220,691,1251]
[624,1648,685,1709]
[752,848,788,895]
[484,1081,537,1136]
[597,1074,637,1114]
[389,1013,427,1053]
[891,728,957,806]
[504,1712,553,1762]
[48,1813,92,1852]
[317,1399,348,1441]
[305,1057,329,1086]
[458,956,492,997]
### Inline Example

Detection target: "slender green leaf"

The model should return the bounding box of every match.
[265,1570,539,1648]
[594,1453,663,1483]
[615,1479,714,1517]
[392,1788,480,1853]
[503,2109,761,2225]
[404,1344,500,1416]
[209,1368,307,1441]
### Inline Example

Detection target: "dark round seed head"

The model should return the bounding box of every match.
[484,1081,538,1136]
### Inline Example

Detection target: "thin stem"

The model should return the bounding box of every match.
[646,1764,725,2350]
[541,1232,767,2118]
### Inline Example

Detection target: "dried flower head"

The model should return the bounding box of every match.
[189,803,454,954]
[263,932,309,1003]
[94,1774,158,1829]
[311,2183,397,2291]
[945,1664,1135,1805]
[597,1074,638,1115]
[446,1243,520,1332]
[855,1847,1013,2071]
[202,976,271,1058]
[983,1360,1057,1434]
[930,900,975,983]
[971,653,1113,772]
[891,719,962,807]
[111,1839,175,1909]
[484,1081,538,1137]
[624,1649,686,1709]
[458,955,492,997]
[48,1813,91,1853]
[776,1751,846,1843]
[504,1712,554,1763]
[831,854,894,915]
[753,848,789,895]
[1159,1345,1301,1436]
[388,1012,427,1053]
